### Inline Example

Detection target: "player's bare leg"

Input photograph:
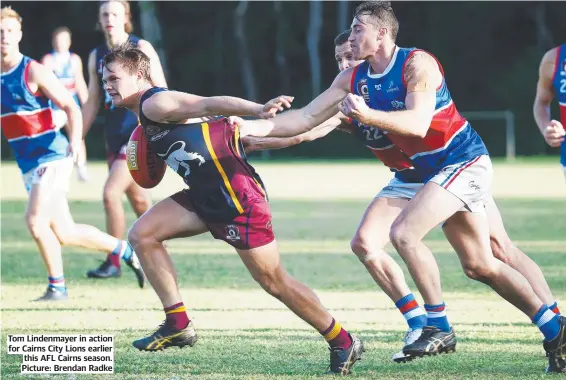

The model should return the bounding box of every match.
[392,182,560,360]
[49,192,145,287]
[26,183,67,301]
[125,179,152,217]
[88,159,136,279]
[486,196,557,307]
[351,195,439,361]
[237,240,364,375]
[129,197,208,351]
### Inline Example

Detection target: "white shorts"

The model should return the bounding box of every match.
[428,155,492,213]
[376,177,423,199]
[22,157,73,194]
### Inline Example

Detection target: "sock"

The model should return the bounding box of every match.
[395,293,427,330]
[48,275,66,292]
[110,240,131,266]
[164,302,190,330]
[424,302,451,332]
[321,318,352,350]
[533,305,560,341]
[549,301,561,316]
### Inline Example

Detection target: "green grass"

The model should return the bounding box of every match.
[1,197,565,379]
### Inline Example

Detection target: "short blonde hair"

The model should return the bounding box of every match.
[1,7,22,25]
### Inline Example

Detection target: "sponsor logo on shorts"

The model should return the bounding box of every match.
[225,225,241,242]
[266,221,272,230]
[126,141,139,171]
[468,180,481,191]
[36,167,47,177]
[150,129,170,142]
[145,125,161,136]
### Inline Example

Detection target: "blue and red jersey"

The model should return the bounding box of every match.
[552,44,566,166]
[1,55,69,173]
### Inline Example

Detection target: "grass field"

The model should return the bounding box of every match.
[1,160,565,379]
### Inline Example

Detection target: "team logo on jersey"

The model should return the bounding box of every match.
[145,125,161,136]
[387,80,400,93]
[357,79,370,102]
[158,141,205,180]
[375,84,382,91]
[225,225,241,242]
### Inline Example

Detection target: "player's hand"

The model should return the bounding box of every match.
[259,95,294,119]
[338,94,370,124]
[543,120,565,147]
[67,139,83,164]
[227,116,245,127]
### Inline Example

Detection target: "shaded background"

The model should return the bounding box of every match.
[2,1,565,160]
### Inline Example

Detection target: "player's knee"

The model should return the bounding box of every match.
[130,192,151,212]
[350,234,386,263]
[127,220,153,250]
[25,214,49,240]
[103,187,122,209]
[462,259,497,282]
[389,223,415,253]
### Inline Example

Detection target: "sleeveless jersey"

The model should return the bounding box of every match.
[1,55,69,173]
[139,87,268,222]
[552,44,566,166]
[350,46,488,182]
[95,35,140,154]
[45,50,80,108]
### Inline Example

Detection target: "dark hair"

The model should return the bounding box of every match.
[102,43,150,80]
[354,1,399,41]
[334,29,352,46]
[98,0,133,34]
[52,26,71,39]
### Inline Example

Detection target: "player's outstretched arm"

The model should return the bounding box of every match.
[339,51,439,138]
[533,47,565,147]
[242,115,344,152]
[72,53,89,106]
[239,69,353,139]
[81,50,102,138]
[29,61,83,161]
[142,91,293,123]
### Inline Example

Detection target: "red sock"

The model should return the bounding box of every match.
[109,253,120,267]
[321,318,352,350]
[164,302,190,330]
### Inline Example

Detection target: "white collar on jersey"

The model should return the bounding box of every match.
[367,45,400,79]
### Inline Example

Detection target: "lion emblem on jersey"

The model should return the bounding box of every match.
[157,141,205,180]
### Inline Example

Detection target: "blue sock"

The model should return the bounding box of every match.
[48,275,66,292]
[395,294,427,330]
[424,302,451,332]
[112,241,133,262]
[533,305,560,341]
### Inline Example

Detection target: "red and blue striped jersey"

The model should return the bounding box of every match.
[350,46,488,182]
[1,55,69,173]
[552,44,566,166]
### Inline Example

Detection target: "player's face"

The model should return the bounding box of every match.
[349,16,380,60]
[0,18,22,57]
[53,31,71,52]
[335,42,363,72]
[99,1,127,37]
[102,62,139,108]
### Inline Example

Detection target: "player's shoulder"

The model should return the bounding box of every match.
[542,46,560,63]
[136,39,157,54]
[333,65,360,90]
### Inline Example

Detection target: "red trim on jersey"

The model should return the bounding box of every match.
[552,45,562,82]
[369,146,413,171]
[350,65,360,94]
[23,61,41,97]
[401,49,444,91]
[1,108,55,140]
[443,155,481,189]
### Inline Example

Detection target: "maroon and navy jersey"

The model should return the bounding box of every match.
[139,87,268,222]
[1,55,69,173]
[350,46,488,182]
[552,44,566,166]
